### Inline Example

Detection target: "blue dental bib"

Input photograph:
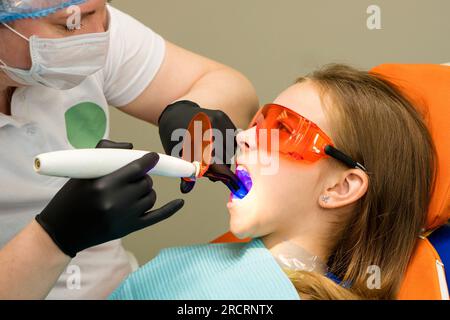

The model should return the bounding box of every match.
[109,238,300,300]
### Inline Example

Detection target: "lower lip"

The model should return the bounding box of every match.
[228,193,238,204]
[227,198,238,209]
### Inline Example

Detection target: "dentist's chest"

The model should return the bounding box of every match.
[0,77,110,198]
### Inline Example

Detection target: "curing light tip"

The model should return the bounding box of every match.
[231,166,253,199]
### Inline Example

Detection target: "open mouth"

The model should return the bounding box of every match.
[230,165,253,201]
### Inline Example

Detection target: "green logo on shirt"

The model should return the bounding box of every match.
[65,102,107,149]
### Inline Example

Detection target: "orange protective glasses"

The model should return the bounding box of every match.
[251,104,367,171]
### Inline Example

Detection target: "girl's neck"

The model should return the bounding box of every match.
[262,232,329,274]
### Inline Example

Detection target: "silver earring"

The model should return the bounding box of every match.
[321,195,330,203]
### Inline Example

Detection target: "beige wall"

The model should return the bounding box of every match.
[108,0,450,264]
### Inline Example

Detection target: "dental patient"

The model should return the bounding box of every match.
[110,64,436,300]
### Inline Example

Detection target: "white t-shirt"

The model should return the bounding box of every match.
[0,6,165,299]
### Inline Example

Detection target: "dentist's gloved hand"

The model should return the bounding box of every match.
[158,100,237,194]
[35,139,185,258]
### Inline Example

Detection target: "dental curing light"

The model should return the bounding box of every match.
[34,112,249,197]
[34,149,201,179]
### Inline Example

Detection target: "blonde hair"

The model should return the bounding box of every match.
[290,64,437,300]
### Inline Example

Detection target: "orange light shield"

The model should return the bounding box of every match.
[181,112,213,181]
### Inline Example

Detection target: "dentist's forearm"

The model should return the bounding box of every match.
[174,67,259,129]
[119,41,259,127]
[0,220,70,299]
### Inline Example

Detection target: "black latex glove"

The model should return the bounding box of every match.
[35,139,184,258]
[158,100,237,194]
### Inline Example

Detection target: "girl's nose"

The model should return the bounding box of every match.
[236,126,258,152]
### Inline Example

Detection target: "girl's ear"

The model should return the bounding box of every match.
[319,169,368,209]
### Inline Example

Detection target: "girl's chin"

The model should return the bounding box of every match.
[229,228,253,240]
[228,214,259,240]
[226,190,260,239]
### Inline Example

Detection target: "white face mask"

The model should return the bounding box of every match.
[0,21,110,90]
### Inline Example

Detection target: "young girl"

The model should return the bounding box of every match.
[110,64,436,300]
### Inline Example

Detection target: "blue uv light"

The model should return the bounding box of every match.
[231,168,253,199]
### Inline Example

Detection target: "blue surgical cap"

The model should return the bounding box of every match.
[0,0,87,23]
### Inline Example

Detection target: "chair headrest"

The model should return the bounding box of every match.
[370,64,450,230]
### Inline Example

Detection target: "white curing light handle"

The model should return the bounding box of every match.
[34,149,200,179]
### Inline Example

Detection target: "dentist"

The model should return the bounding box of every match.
[0,0,258,299]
